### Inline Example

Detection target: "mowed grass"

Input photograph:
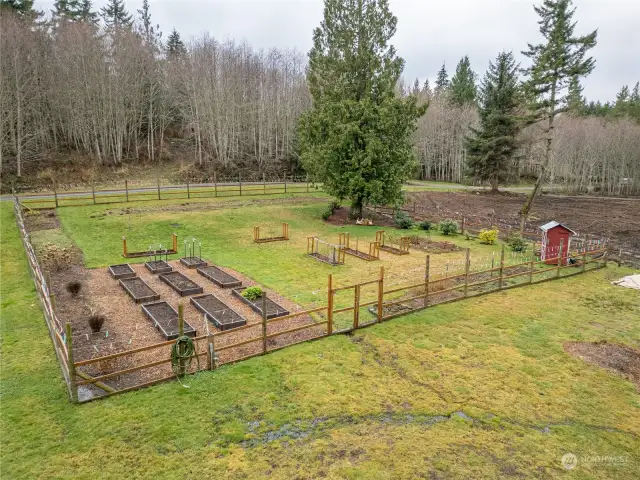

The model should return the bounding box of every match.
[1,199,640,479]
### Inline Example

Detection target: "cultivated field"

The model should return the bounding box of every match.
[1,194,639,479]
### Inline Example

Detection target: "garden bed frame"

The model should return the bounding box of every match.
[122,233,177,258]
[145,260,173,274]
[108,264,137,279]
[253,223,289,243]
[141,301,196,340]
[159,271,204,296]
[119,277,160,304]
[232,288,290,319]
[307,237,345,265]
[376,231,410,255]
[190,294,246,331]
[197,265,242,288]
[338,233,380,261]
[180,257,207,269]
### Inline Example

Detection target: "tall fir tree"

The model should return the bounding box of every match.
[1,0,40,18]
[519,0,597,231]
[78,0,98,25]
[449,55,477,105]
[100,0,132,28]
[137,0,161,44]
[166,29,186,56]
[566,75,586,114]
[298,0,426,218]
[465,52,522,191]
[434,63,449,95]
[422,79,432,98]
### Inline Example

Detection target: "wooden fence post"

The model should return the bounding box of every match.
[464,248,470,297]
[239,173,242,196]
[263,172,266,195]
[262,294,268,353]
[617,248,622,267]
[284,174,287,194]
[327,274,333,335]
[65,322,77,403]
[157,178,161,200]
[214,172,218,197]
[306,174,309,193]
[125,179,129,202]
[122,236,127,257]
[557,239,564,278]
[353,284,360,329]
[187,181,190,199]
[582,246,587,273]
[53,180,59,208]
[45,271,56,311]
[177,303,187,375]
[461,217,465,234]
[498,244,505,289]
[529,246,535,284]
[424,255,430,306]
[92,183,96,204]
[377,266,384,322]
[205,314,216,370]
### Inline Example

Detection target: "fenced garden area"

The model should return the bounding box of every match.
[12,195,611,402]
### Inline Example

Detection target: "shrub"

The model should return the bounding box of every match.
[88,313,106,333]
[439,219,459,236]
[242,286,263,301]
[394,211,414,229]
[66,280,82,297]
[507,234,529,252]
[478,228,499,245]
[419,220,431,231]
[321,208,333,220]
[329,200,341,211]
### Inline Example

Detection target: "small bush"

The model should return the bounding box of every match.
[88,313,106,333]
[507,234,529,252]
[439,219,459,236]
[66,280,82,297]
[478,228,499,245]
[242,286,263,301]
[419,220,432,231]
[394,211,414,229]
[321,208,333,221]
[329,200,341,211]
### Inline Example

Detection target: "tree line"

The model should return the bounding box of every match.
[1,0,639,199]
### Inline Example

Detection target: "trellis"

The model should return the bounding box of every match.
[253,223,289,243]
[307,237,346,265]
[376,230,410,255]
[338,233,380,261]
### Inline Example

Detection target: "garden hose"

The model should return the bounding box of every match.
[171,335,199,383]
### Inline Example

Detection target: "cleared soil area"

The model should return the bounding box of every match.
[564,341,640,390]
[406,191,640,263]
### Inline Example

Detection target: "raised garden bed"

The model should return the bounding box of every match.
[108,264,137,280]
[309,252,344,266]
[145,260,173,274]
[160,271,204,296]
[344,248,379,261]
[119,277,160,304]
[380,245,410,255]
[141,301,196,340]
[232,288,290,319]
[180,256,207,269]
[190,294,246,331]
[197,265,242,288]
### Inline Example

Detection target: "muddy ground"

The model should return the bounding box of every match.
[406,191,640,265]
[564,341,640,390]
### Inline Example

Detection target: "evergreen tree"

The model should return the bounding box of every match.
[51,0,83,28]
[100,0,132,28]
[166,29,186,56]
[449,55,477,105]
[1,0,39,18]
[137,0,160,44]
[78,0,99,25]
[566,75,586,114]
[422,79,432,98]
[630,82,640,121]
[412,78,421,96]
[465,51,522,192]
[519,0,597,232]
[434,63,449,95]
[298,0,426,218]
[614,85,630,116]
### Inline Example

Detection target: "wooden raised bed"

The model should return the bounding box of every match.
[141,301,196,340]
[108,264,137,280]
[145,260,173,274]
[180,256,207,269]
[231,288,290,319]
[197,265,242,288]
[160,271,204,296]
[119,277,160,304]
[190,294,246,331]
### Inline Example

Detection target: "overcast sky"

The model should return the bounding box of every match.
[38,0,640,102]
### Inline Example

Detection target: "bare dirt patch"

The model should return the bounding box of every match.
[564,341,640,390]
[325,206,396,227]
[406,191,640,263]
[23,209,60,230]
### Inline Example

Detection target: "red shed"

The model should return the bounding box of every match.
[539,221,576,265]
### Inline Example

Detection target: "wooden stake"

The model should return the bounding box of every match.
[529,246,535,284]
[498,244,505,289]
[263,172,266,194]
[353,284,360,329]
[239,173,242,196]
[327,274,333,335]
[582,245,587,273]
[262,294,268,353]
[557,239,564,278]
[187,181,190,199]
[53,180,59,208]
[377,266,384,322]
[424,255,430,306]
[92,184,96,204]
[157,178,161,200]
[125,179,129,202]
[214,172,217,197]
[65,322,77,403]
[284,173,287,194]
[464,248,470,297]
[122,236,127,257]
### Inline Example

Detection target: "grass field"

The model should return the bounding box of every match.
[1,197,639,479]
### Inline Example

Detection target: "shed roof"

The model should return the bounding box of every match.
[539,221,577,235]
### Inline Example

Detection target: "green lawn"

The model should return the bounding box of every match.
[1,198,639,479]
